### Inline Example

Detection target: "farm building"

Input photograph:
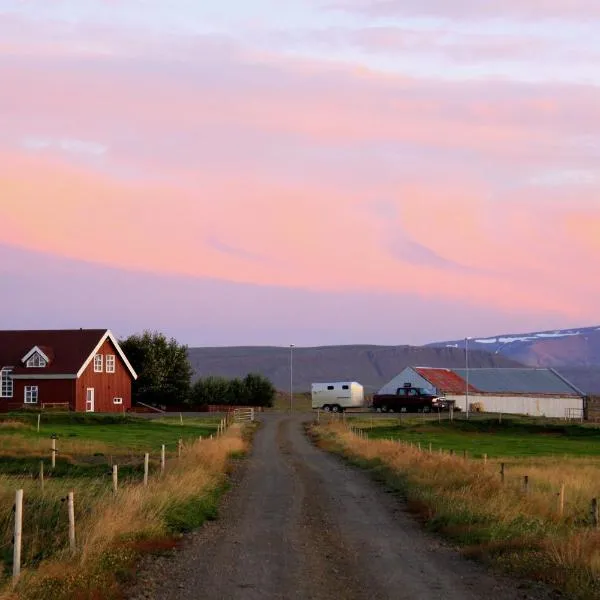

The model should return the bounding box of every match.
[378,367,585,419]
[0,329,137,413]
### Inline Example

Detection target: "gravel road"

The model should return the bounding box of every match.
[129,414,558,600]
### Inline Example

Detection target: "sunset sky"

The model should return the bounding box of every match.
[1,0,599,346]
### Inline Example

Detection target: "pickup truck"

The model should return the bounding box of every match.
[371,386,455,413]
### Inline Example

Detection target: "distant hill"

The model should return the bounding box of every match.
[427,325,600,394]
[187,345,520,393]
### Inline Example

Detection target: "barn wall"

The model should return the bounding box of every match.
[11,379,75,409]
[586,396,600,422]
[377,368,435,395]
[445,393,583,418]
[76,338,132,413]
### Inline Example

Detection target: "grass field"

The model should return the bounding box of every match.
[348,415,600,458]
[0,413,245,600]
[315,418,600,599]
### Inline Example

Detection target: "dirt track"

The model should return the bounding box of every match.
[130,414,558,600]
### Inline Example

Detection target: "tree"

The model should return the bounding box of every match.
[120,330,193,406]
[243,373,276,407]
[190,376,230,406]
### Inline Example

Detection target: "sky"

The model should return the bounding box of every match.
[1,0,599,346]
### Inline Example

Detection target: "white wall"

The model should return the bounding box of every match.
[377,367,436,395]
[445,393,584,419]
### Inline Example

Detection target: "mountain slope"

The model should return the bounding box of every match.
[188,345,520,393]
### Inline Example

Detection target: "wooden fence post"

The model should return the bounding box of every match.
[178,439,182,458]
[37,413,41,433]
[13,489,23,583]
[463,450,467,460]
[483,453,487,465]
[144,453,149,486]
[68,491,76,553]
[40,461,44,491]
[558,483,565,516]
[51,437,56,469]
[523,475,529,494]
[161,445,166,474]
[500,462,505,483]
[112,465,118,494]
[428,442,432,453]
[180,412,183,426]
[592,498,599,528]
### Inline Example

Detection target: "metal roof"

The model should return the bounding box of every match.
[452,368,581,396]
[414,367,478,394]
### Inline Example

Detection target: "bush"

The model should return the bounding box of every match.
[189,373,275,408]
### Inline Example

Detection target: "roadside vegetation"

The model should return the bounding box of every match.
[0,413,248,600]
[313,417,600,599]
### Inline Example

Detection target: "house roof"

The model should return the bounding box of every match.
[452,368,581,397]
[0,329,137,379]
[414,367,478,394]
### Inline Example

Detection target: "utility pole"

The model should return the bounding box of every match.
[465,337,470,420]
[289,344,295,413]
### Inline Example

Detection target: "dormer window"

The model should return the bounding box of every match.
[27,353,47,368]
[22,346,50,368]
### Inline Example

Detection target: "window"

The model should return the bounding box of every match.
[94,354,103,373]
[26,353,46,368]
[24,386,38,404]
[106,355,116,373]
[342,385,349,390]
[327,385,334,390]
[113,397,123,405]
[1,368,13,398]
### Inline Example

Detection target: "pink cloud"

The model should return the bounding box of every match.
[1,38,600,326]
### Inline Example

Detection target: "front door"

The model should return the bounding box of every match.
[86,388,95,413]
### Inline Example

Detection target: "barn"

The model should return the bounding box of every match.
[378,366,585,419]
[0,329,137,413]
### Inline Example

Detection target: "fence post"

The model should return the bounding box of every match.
[483,453,487,465]
[68,491,76,553]
[51,437,56,469]
[40,461,44,491]
[37,413,41,433]
[428,442,432,453]
[161,445,166,474]
[144,453,149,486]
[463,450,467,460]
[523,475,529,494]
[500,462,505,483]
[112,465,118,494]
[13,489,23,583]
[450,449,455,456]
[178,439,182,458]
[180,412,183,426]
[558,483,565,516]
[592,498,599,528]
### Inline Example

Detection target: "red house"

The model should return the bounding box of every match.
[0,329,138,413]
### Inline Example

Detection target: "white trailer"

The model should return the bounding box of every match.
[311,382,364,412]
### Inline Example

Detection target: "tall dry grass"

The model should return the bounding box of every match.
[0,426,246,600]
[317,423,600,598]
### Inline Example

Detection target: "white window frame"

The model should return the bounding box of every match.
[106,355,116,373]
[94,354,103,373]
[113,397,123,405]
[0,368,13,398]
[26,353,47,368]
[24,386,39,404]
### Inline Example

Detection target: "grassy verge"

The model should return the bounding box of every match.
[312,421,600,599]
[0,418,248,600]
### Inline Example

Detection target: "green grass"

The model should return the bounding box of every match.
[351,416,600,458]
[0,412,219,451]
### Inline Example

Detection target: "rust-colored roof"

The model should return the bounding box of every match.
[414,367,479,394]
[0,329,107,375]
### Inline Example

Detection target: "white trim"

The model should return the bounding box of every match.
[106,354,116,373]
[113,397,123,405]
[76,330,138,380]
[94,354,103,373]
[12,374,77,380]
[85,388,95,413]
[21,346,50,364]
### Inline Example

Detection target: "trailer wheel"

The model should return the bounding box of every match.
[323,405,331,412]
[332,405,341,413]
